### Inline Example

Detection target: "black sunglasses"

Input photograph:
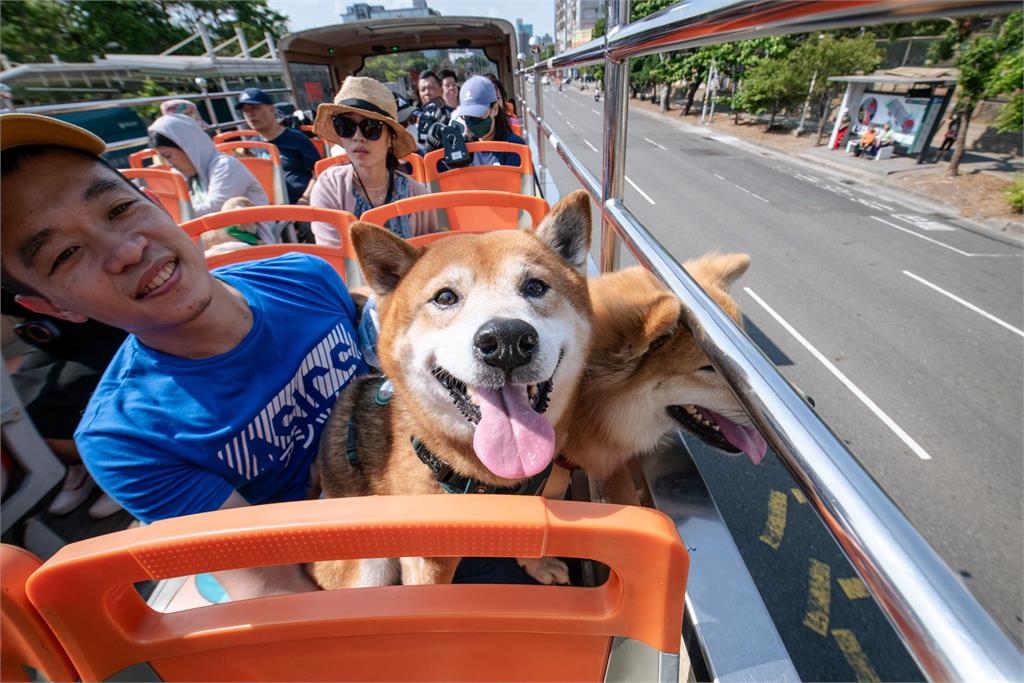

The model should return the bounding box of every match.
[332,115,386,141]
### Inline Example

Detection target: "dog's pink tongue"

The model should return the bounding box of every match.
[714,412,769,465]
[472,385,555,479]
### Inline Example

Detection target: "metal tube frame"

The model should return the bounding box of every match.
[520,1,1023,681]
[599,0,632,273]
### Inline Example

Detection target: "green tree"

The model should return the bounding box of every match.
[731,54,807,130]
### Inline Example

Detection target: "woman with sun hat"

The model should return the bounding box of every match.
[310,76,437,244]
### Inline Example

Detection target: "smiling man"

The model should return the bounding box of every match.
[0,113,367,599]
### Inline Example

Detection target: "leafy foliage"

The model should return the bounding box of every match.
[1004,174,1024,213]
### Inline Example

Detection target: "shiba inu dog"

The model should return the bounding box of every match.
[560,253,767,504]
[310,190,593,588]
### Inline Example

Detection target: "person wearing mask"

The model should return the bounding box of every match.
[237,87,321,206]
[439,69,460,109]
[484,73,520,126]
[310,77,437,243]
[147,114,274,241]
[417,70,443,107]
[452,75,527,167]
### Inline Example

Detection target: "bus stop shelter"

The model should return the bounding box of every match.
[828,71,957,163]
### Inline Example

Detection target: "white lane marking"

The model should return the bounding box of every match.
[625,175,656,205]
[591,108,601,116]
[902,271,1024,338]
[583,138,599,153]
[644,137,668,150]
[744,288,933,461]
[712,172,770,203]
[869,216,972,256]
[563,119,575,130]
[892,213,954,231]
[554,108,563,116]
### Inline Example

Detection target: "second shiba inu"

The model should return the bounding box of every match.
[310,190,594,588]
[561,253,767,503]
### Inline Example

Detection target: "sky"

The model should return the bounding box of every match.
[266,0,555,38]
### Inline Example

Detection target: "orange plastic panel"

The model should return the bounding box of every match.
[26,496,688,682]
[1,545,78,683]
[361,190,548,232]
[205,244,353,281]
[315,153,426,183]
[511,123,524,137]
[423,143,532,227]
[128,148,160,169]
[213,129,262,144]
[122,168,192,223]
[215,141,284,203]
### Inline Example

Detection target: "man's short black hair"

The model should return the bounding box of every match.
[1,144,147,297]
[418,70,442,86]
[438,69,457,82]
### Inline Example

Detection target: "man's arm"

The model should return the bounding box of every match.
[211,491,321,600]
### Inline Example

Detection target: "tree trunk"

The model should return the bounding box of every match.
[816,93,833,146]
[660,82,669,111]
[947,105,973,177]
[766,109,778,132]
[732,79,740,124]
[683,82,699,116]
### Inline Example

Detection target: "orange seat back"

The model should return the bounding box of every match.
[423,142,531,226]
[1,545,78,683]
[511,123,523,137]
[314,153,426,183]
[361,190,548,232]
[182,204,355,255]
[128,148,161,169]
[25,496,687,682]
[300,126,330,158]
[215,141,287,204]
[122,168,194,223]
[205,243,354,281]
[213,129,262,144]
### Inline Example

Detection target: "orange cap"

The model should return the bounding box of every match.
[0,113,106,155]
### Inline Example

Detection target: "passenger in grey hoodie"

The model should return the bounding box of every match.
[148,113,276,243]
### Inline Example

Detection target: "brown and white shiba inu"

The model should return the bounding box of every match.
[310,190,593,588]
[560,253,767,504]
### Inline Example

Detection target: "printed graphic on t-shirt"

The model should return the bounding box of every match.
[216,322,361,478]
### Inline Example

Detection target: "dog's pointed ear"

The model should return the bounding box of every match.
[349,222,420,297]
[620,292,680,360]
[534,189,591,274]
[684,252,750,290]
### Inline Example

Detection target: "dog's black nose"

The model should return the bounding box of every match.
[474,318,538,372]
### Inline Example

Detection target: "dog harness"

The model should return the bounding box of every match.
[348,375,553,496]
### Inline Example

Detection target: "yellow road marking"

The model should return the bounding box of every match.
[832,629,880,682]
[758,489,787,550]
[803,558,831,636]
[838,577,870,600]
[790,487,807,504]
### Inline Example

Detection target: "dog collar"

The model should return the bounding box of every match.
[410,436,553,496]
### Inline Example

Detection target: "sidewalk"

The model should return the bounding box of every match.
[623,94,1023,237]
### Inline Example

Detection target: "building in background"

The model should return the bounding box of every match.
[516,19,534,53]
[554,0,601,52]
[341,0,439,23]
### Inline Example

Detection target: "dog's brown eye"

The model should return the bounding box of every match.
[648,333,672,353]
[522,278,549,298]
[431,288,459,307]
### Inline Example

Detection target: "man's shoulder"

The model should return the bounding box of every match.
[273,128,317,150]
[214,252,339,285]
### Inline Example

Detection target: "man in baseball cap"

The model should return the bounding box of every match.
[1,113,366,598]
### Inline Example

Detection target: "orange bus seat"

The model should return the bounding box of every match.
[122,168,194,223]
[1,545,78,683]
[128,148,161,169]
[205,244,354,283]
[215,141,288,205]
[213,129,262,144]
[362,190,548,232]
[314,153,426,183]
[423,142,532,226]
[301,126,330,158]
[510,123,523,138]
[24,496,688,682]
[181,205,355,264]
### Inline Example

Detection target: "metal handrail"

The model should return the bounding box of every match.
[14,88,292,116]
[521,1,1023,681]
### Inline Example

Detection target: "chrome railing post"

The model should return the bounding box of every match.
[599,0,631,273]
[533,67,546,171]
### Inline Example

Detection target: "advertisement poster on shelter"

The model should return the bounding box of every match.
[855,92,930,146]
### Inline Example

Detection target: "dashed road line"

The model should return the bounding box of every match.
[644,137,668,150]
[590,108,601,115]
[758,489,787,550]
[563,119,575,130]
[838,577,871,600]
[869,216,1020,257]
[803,558,831,636]
[625,175,656,205]
[583,138,599,153]
[903,270,1024,338]
[832,629,881,682]
[712,172,769,203]
[744,287,934,460]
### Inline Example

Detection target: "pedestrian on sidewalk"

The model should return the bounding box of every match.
[935,113,961,161]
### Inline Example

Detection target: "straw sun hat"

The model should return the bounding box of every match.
[313,76,417,158]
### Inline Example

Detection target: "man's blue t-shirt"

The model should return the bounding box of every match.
[268,128,321,203]
[75,253,367,524]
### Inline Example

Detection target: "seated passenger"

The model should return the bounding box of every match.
[852,124,878,158]
[877,122,895,149]
[453,75,527,167]
[439,68,460,109]
[147,113,275,241]
[310,77,438,243]
[485,73,521,126]
[1,113,368,599]
[159,99,209,129]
